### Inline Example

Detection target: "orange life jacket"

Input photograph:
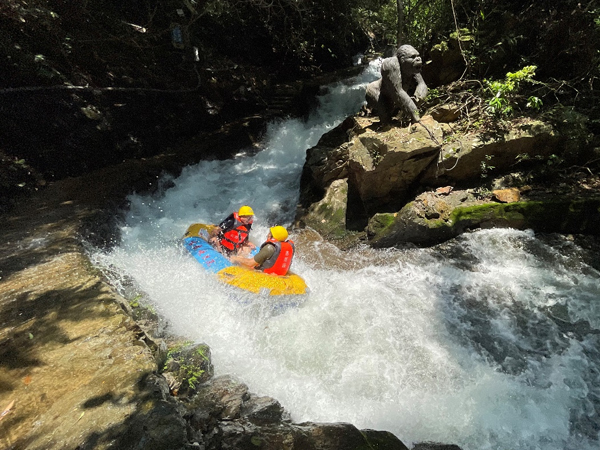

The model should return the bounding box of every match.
[260,237,295,276]
[219,212,252,253]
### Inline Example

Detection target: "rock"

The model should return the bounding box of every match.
[193,375,250,420]
[299,178,350,239]
[221,422,410,450]
[240,395,286,425]
[361,429,411,449]
[420,118,562,186]
[347,115,444,217]
[492,187,520,203]
[298,116,360,209]
[297,116,447,231]
[293,422,409,450]
[430,103,462,123]
[296,111,592,248]
[413,443,463,450]
[368,191,600,248]
[163,343,214,396]
[435,186,454,195]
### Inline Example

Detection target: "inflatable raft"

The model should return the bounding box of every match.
[182,223,308,296]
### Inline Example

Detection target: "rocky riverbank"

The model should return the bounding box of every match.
[296,113,600,249]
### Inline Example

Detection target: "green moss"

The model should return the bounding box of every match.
[450,198,600,234]
[196,346,209,361]
[331,207,346,224]
[317,203,331,215]
[450,203,518,223]
[367,213,396,235]
[424,217,450,229]
[316,203,345,224]
[180,364,205,389]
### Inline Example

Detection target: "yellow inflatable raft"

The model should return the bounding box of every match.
[182,223,308,296]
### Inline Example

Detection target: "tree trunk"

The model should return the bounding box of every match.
[396,0,404,45]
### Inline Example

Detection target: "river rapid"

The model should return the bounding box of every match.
[90,63,600,450]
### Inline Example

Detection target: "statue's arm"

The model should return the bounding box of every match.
[413,73,428,102]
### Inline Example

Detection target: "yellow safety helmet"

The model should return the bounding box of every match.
[238,205,254,216]
[270,226,288,242]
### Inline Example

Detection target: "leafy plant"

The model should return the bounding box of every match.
[480,154,495,178]
[485,66,542,116]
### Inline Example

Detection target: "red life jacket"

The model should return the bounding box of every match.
[219,212,252,253]
[260,237,295,276]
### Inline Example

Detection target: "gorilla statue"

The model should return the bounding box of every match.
[365,44,428,124]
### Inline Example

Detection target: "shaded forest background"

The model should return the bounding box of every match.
[1,0,599,212]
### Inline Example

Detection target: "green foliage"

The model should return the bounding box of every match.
[193,0,368,71]
[425,87,441,102]
[351,0,454,49]
[128,294,143,308]
[480,154,495,178]
[182,364,205,389]
[485,66,541,116]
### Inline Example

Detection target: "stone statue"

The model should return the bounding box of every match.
[365,44,428,123]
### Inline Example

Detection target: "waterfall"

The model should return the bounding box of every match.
[90,62,600,450]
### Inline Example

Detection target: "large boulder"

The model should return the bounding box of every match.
[188,375,412,450]
[346,115,445,219]
[367,188,600,248]
[297,115,448,232]
[298,178,350,240]
[420,118,563,186]
[298,116,359,209]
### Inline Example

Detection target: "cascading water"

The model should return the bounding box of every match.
[90,63,600,450]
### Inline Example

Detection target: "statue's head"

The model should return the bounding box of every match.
[397,45,422,73]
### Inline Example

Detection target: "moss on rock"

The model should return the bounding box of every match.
[369,196,600,248]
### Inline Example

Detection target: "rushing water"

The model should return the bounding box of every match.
[90,63,600,450]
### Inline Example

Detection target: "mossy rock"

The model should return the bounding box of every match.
[451,199,600,234]
[303,179,350,240]
[163,342,214,395]
[368,197,600,247]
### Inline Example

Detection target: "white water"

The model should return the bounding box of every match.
[90,63,600,450]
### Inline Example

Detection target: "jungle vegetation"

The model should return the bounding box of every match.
[1,0,599,211]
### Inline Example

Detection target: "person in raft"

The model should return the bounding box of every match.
[209,205,256,256]
[230,226,294,276]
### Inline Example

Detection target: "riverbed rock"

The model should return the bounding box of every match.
[163,342,214,397]
[298,116,359,209]
[188,376,412,449]
[210,420,411,450]
[413,443,463,450]
[367,188,600,247]
[366,189,486,247]
[297,115,448,235]
[299,178,350,240]
[492,187,521,203]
